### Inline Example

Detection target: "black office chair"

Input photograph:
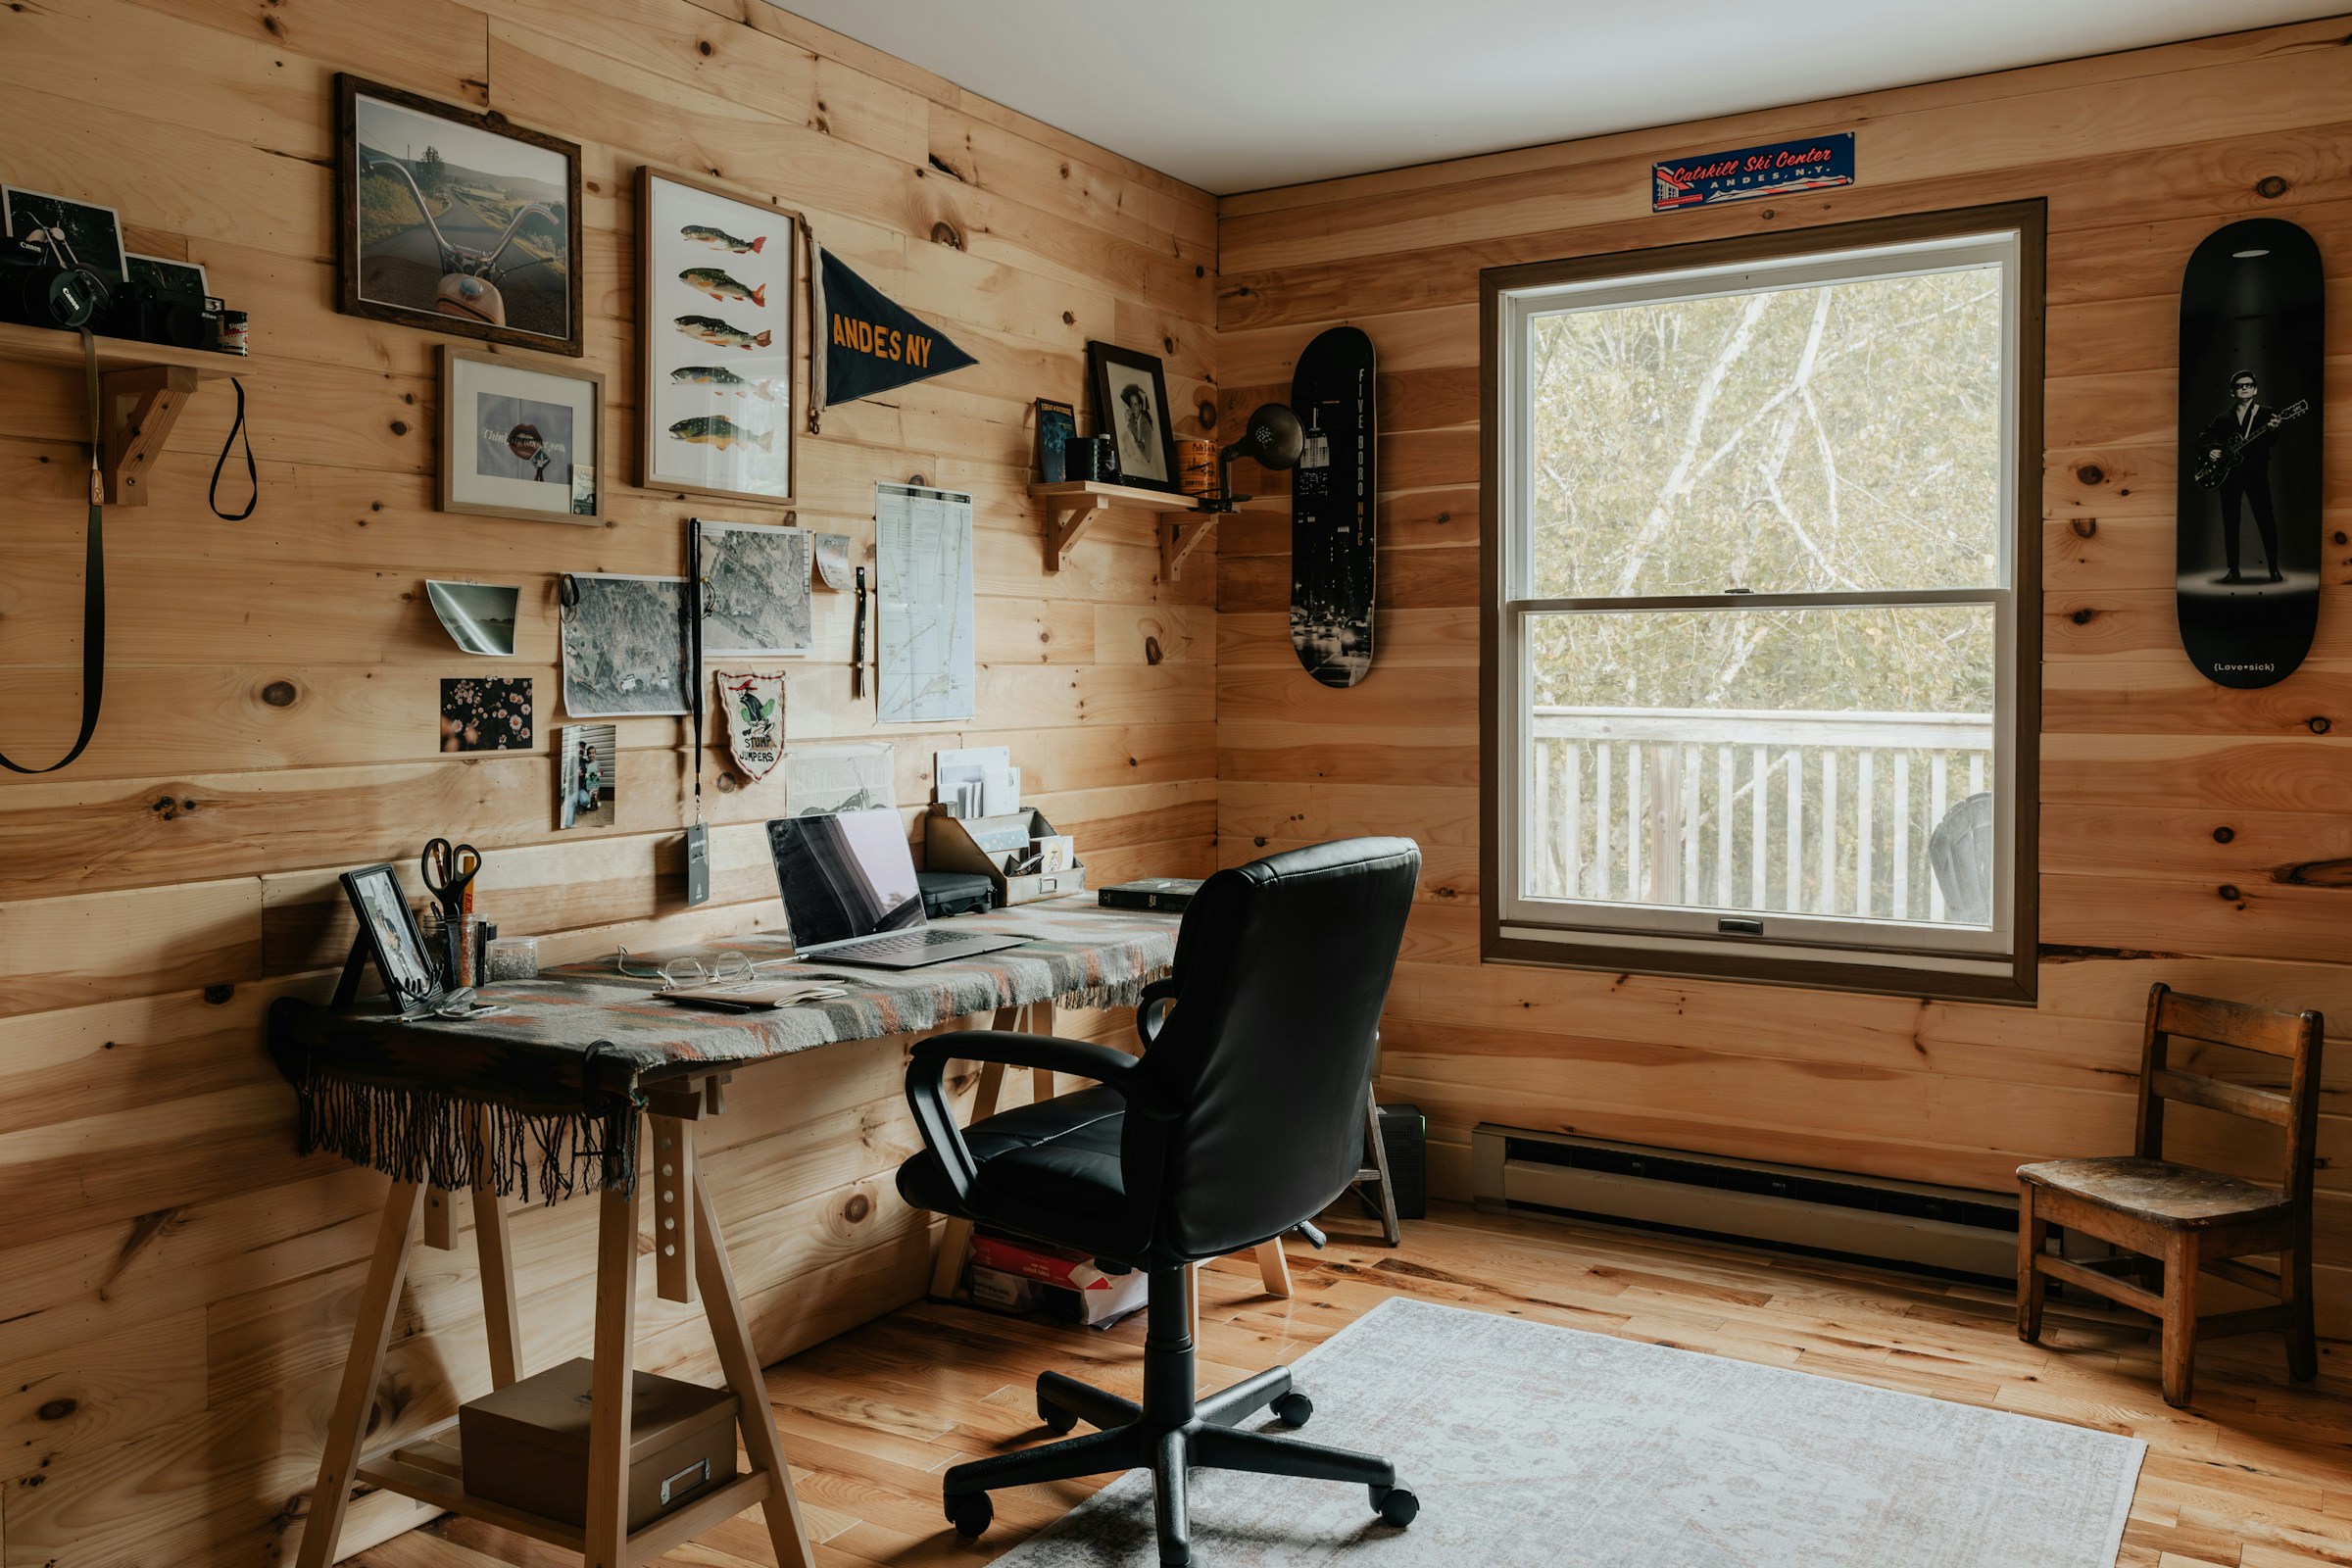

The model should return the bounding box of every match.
[897,838,1423,1567]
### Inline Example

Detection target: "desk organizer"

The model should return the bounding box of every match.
[925,806,1087,906]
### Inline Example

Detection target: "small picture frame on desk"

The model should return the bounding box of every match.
[339,863,442,1014]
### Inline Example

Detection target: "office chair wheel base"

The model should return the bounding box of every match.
[1271,1391,1313,1427]
[1371,1484,1419,1527]
[947,1492,994,1539]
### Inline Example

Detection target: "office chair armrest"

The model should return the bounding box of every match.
[1135,976,1180,1048]
[905,1032,1150,1207]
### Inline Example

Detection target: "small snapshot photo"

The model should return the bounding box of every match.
[344,864,438,1004]
[340,75,580,352]
[2,185,126,281]
[557,720,618,829]
[440,675,533,752]
[1088,342,1176,490]
[424,579,520,657]
[124,253,210,301]
[440,346,603,523]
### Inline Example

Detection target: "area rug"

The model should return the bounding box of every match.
[989,1296,2145,1567]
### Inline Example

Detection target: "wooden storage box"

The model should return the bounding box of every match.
[459,1358,738,1532]
[925,806,1088,905]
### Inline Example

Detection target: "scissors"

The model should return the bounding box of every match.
[421,837,482,925]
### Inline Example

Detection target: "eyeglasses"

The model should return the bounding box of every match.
[614,948,777,990]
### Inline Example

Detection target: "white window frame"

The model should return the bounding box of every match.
[1488,217,2036,997]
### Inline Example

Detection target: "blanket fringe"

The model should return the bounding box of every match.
[297,1068,638,1201]
[1054,963,1168,1013]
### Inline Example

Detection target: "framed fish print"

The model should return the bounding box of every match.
[637,167,801,507]
[438,345,604,524]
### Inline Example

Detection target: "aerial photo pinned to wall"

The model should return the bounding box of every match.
[640,168,798,505]
[561,572,690,717]
[696,518,812,657]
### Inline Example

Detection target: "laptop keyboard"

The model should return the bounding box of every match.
[830,928,990,960]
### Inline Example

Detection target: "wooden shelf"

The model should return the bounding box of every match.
[1029,479,1236,580]
[356,1416,776,1561]
[0,321,249,505]
[0,320,245,378]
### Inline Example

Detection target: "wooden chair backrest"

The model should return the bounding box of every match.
[2136,983,2325,1203]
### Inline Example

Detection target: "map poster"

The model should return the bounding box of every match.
[874,481,974,723]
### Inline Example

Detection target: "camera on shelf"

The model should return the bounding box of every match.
[101,277,223,352]
[0,232,111,331]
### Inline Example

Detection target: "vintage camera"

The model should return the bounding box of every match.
[101,277,222,352]
[0,234,110,330]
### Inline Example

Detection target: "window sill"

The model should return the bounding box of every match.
[1483,925,2036,1005]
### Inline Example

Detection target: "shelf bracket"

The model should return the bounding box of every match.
[1158,514,1218,582]
[99,364,200,507]
[1043,494,1106,573]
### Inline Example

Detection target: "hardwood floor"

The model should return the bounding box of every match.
[355,1201,2352,1568]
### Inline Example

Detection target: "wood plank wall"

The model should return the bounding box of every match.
[0,1,1215,1562]
[1215,19,2352,1334]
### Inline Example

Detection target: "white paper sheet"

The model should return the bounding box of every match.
[874,482,975,723]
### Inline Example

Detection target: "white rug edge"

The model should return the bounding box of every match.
[1314,1296,2152,1568]
[1004,1291,2154,1567]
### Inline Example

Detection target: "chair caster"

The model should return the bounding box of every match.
[1371,1484,1419,1527]
[1038,1394,1078,1434]
[947,1491,994,1539]
[1271,1390,1313,1427]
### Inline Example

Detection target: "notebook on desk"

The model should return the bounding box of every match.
[766,808,1030,970]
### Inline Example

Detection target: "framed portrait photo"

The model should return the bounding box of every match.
[1087,341,1180,494]
[338,862,441,1013]
[439,346,604,524]
[335,74,584,356]
[638,167,801,507]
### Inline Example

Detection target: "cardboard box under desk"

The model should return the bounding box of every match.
[459,1358,738,1532]
[925,806,1087,906]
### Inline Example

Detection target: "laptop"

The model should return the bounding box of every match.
[766,808,1028,969]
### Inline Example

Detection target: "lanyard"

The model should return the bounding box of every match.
[1,328,105,774]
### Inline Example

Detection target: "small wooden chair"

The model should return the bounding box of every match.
[2016,983,2322,1406]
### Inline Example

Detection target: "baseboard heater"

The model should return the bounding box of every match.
[1471,1124,2020,1283]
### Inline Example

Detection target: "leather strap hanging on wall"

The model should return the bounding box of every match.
[209,376,257,521]
[1,329,106,774]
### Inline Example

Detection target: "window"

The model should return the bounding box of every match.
[1481,206,2042,1002]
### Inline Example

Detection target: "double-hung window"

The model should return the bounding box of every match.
[1482,205,2042,1001]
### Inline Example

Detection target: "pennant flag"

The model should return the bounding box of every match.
[811,241,977,416]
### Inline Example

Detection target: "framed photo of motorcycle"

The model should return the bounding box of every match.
[637,167,802,508]
[334,74,584,357]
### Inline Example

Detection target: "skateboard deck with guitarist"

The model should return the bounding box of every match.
[1290,326,1378,687]
[2177,217,2324,688]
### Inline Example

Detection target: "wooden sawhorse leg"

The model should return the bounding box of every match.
[695,1158,815,1568]
[295,1180,426,1568]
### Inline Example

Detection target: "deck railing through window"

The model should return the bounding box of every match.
[1527,708,1995,923]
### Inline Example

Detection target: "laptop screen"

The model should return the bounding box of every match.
[766,808,926,952]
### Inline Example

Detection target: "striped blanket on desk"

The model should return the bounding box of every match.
[270,901,1179,1201]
